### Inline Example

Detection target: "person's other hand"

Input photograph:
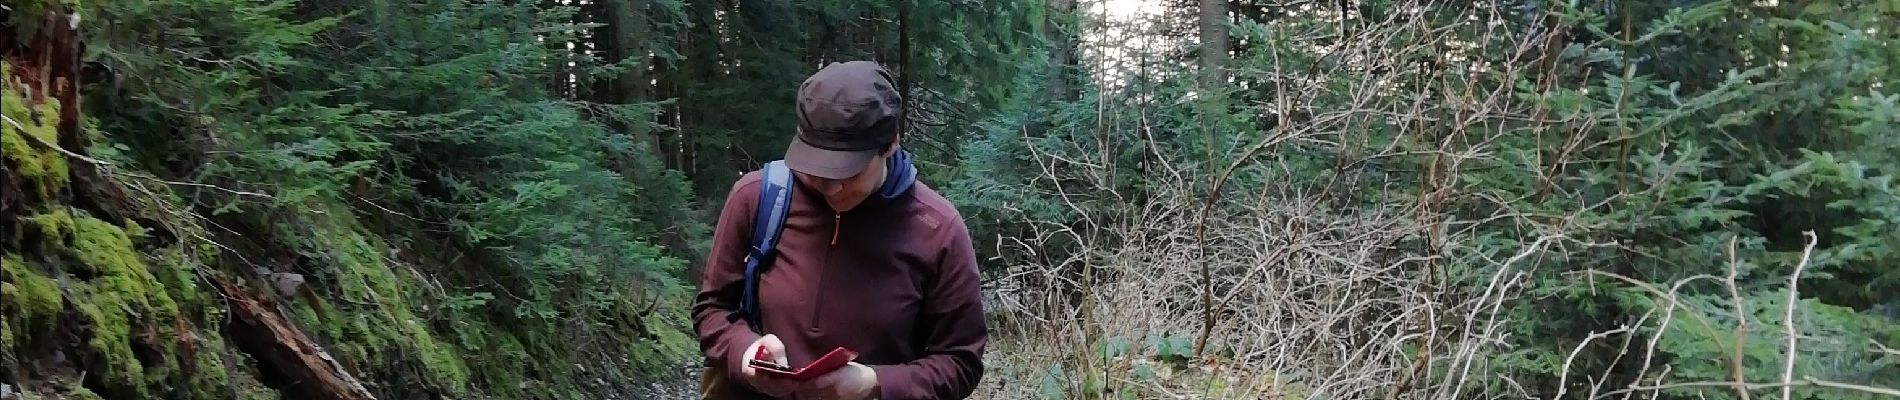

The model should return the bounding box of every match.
[794,361,877,400]
[738,334,804,397]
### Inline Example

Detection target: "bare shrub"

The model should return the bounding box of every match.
[970,1,1900,399]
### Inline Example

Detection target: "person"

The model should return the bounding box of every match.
[692,61,988,400]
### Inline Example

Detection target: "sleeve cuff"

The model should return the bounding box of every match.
[871,364,913,400]
[722,327,761,375]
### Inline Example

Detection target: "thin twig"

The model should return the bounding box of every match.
[6,114,272,199]
[1594,378,1900,400]
[1782,231,1817,400]
[1556,324,1638,399]
[122,171,273,199]
[1874,341,1900,358]
[4,114,114,166]
[1725,235,1752,400]
[1805,377,1900,397]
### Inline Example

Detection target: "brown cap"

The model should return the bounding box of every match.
[785,61,901,179]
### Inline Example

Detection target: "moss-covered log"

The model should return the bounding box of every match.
[213,277,375,400]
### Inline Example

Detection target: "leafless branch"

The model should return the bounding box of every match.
[6,114,273,200]
[1782,231,1817,400]
[970,2,1897,400]
[1726,235,1752,400]
[5,114,114,166]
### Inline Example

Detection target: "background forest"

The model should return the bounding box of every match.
[1,0,1896,399]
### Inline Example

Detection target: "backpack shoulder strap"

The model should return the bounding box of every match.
[736,160,793,333]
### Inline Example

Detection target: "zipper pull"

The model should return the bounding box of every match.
[831,213,841,245]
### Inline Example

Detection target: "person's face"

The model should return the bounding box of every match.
[795,143,894,212]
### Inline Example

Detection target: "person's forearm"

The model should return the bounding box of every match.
[694,175,763,375]
[694,297,761,374]
[870,351,983,400]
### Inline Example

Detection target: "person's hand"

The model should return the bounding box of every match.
[738,334,804,397]
[794,361,877,400]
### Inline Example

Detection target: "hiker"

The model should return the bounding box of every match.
[691,61,988,400]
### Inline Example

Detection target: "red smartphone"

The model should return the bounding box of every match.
[748,347,858,380]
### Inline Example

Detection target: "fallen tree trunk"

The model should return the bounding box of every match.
[212,277,377,400]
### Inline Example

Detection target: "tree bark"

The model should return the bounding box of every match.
[543,0,575,98]
[595,0,651,104]
[1192,0,1231,360]
[214,278,377,400]
[898,2,911,135]
[1045,0,1078,103]
[1198,0,1230,88]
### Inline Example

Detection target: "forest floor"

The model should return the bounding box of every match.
[630,362,700,400]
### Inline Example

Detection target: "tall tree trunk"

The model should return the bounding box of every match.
[544,0,575,97]
[898,1,911,136]
[1192,0,1231,360]
[671,0,722,172]
[599,0,651,104]
[1044,0,1078,103]
[1024,0,1078,144]
[1198,0,1230,88]
[584,0,612,102]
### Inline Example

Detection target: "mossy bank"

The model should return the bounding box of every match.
[1,1,697,398]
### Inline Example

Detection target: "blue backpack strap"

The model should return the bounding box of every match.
[736,160,793,333]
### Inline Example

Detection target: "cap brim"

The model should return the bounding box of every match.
[785,137,876,180]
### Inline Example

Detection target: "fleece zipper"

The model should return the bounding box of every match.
[810,212,840,334]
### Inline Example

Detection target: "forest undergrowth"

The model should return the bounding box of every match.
[2,0,1897,399]
[960,1,1900,399]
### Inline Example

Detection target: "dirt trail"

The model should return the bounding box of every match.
[628,362,701,400]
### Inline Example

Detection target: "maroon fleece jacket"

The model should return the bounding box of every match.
[692,170,987,399]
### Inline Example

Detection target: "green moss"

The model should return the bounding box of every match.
[1,64,70,196]
[62,379,103,400]
[3,254,62,332]
[68,286,143,397]
[69,216,177,312]
[160,247,234,399]
[333,232,400,309]
[341,235,469,393]
[109,222,242,399]
[0,69,253,394]
[151,246,206,320]
[406,319,467,392]
[5,240,63,375]
[185,329,236,399]
[123,219,148,240]
[518,328,585,392]
[1,316,12,369]
[56,214,186,398]
[26,210,72,243]
[228,366,283,400]
[287,203,471,394]
[470,326,531,397]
